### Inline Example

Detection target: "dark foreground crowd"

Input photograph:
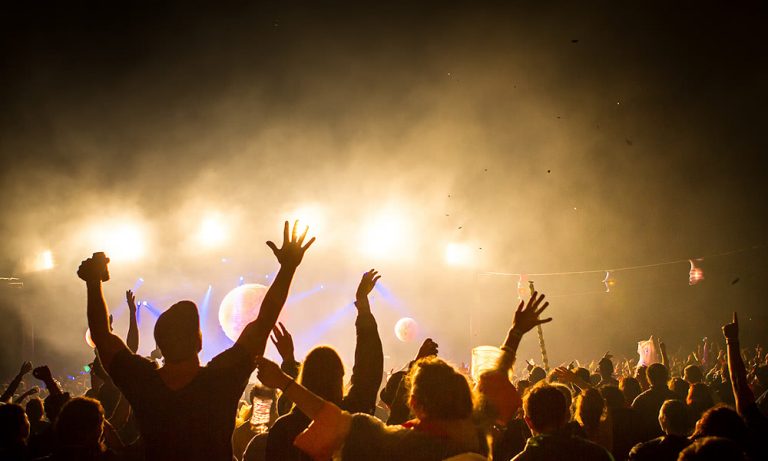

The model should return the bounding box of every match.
[2,222,767,461]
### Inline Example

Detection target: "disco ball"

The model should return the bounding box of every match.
[394,317,419,342]
[218,283,269,342]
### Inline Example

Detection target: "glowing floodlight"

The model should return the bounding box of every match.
[28,250,55,272]
[218,283,269,342]
[360,211,408,259]
[445,243,473,266]
[287,205,325,236]
[394,317,419,342]
[90,221,146,262]
[689,259,704,285]
[197,214,228,248]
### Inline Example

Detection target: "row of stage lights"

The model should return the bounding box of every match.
[23,208,477,273]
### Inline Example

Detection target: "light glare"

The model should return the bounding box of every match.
[360,211,408,259]
[444,243,473,266]
[197,214,228,248]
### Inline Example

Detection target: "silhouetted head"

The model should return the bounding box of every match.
[529,366,546,384]
[523,382,569,435]
[658,399,690,436]
[754,365,768,388]
[576,388,604,433]
[687,383,714,408]
[549,383,573,413]
[299,346,345,405]
[153,301,202,363]
[407,357,473,421]
[669,377,689,401]
[646,363,669,388]
[679,436,746,461]
[620,376,642,404]
[635,365,649,390]
[55,397,105,453]
[380,371,406,408]
[25,398,44,423]
[692,405,747,444]
[599,385,626,410]
[598,357,614,378]
[574,367,591,385]
[0,404,29,448]
[684,365,704,384]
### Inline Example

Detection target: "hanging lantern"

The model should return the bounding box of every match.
[689,259,704,285]
[602,271,616,292]
[517,274,529,301]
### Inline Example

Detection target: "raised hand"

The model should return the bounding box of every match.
[270,322,295,362]
[266,221,315,269]
[126,290,137,313]
[723,312,739,341]
[415,338,439,361]
[512,291,551,334]
[356,269,381,300]
[19,361,33,376]
[77,252,110,283]
[255,356,291,389]
[32,365,53,383]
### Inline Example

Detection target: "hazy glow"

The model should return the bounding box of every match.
[197,214,228,248]
[89,221,146,262]
[444,243,473,266]
[286,205,325,237]
[360,211,409,259]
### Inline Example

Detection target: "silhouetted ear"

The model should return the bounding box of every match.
[196,331,203,353]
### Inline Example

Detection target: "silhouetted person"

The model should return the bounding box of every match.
[678,436,746,461]
[47,397,114,461]
[512,383,612,461]
[631,363,676,438]
[0,403,30,460]
[265,270,384,461]
[77,221,315,461]
[687,383,715,426]
[26,397,54,458]
[599,385,645,461]
[628,399,690,461]
[598,355,619,387]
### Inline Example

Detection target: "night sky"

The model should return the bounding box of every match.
[1,1,767,378]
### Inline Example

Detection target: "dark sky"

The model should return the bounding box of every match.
[1,1,767,377]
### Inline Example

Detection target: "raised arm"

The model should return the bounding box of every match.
[271,322,300,415]
[236,221,315,358]
[1,361,33,403]
[723,312,754,415]
[125,290,139,353]
[32,366,63,397]
[256,356,326,419]
[495,291,551,373]
[343,270,384,414]
[386,338,439,425]
[78,253,131,369]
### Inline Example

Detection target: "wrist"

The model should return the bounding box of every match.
[281,375,296,391]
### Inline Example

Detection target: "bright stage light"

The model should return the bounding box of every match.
[88,221,146,262]
[360,211,409,259]
[197,214,228,248]
[444,243,473,266]
[285,205,325,236]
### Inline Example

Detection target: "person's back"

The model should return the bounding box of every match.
[513,383,612,461]
[107,344,253,460]
[513,431,614,461]
[629,400,690,461]
[631,364,676,437]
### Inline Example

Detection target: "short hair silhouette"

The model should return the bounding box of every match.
[153,301,202,362]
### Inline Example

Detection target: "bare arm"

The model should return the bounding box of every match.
[343,270,384,414]
[256,356,326,419]
[78,253,131,369]
[495,292,551,373]
[1,361,32,403]
[723,312,754,416]
[236,221,315,358]
[126,290,139,354]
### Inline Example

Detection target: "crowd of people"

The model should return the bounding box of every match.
[1,221,767,461]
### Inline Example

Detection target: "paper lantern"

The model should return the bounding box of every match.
[689,259,704,285]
